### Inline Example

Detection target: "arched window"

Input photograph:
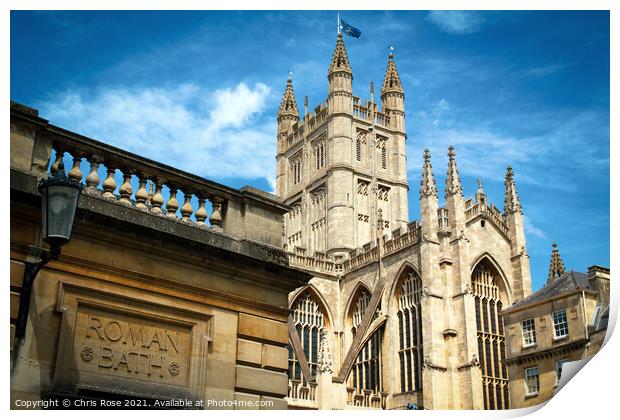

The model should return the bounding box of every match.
[472,260,509,410]
[288,292,326,383]
[397,270,424,392]
[351,289,370,336]
[348,287,383,396]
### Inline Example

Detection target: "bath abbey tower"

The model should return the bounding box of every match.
[280,33,533,410]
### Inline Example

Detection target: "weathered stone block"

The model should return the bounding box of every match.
[237,313,288,345]
[235,365,288,396]
[237,338,262,366]
[261,343,288,371]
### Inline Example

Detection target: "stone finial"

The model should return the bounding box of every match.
[420,148,438,199]
[317,330,334,375]
[445,145,463,198]
[370,81,375,104]
[278,78,299,118]
[547,241,567,283]
[328,33,352,75]
[303,95,308,116]
[504,166,522,214]
[475,178,486,204]
[381,47,403,94]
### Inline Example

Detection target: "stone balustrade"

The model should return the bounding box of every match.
[352,104,391,128]
[10,104,289,247]
[286,380,317,408]
[465,202,510,237]
[288,221,422,275]
[345,387,387,408]
[382,221,421,256]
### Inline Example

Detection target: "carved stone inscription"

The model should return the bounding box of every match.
[74,308,191,386]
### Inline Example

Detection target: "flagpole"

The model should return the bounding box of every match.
[338,12,340,35]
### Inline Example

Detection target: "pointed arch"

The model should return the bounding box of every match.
[387,260,422,310]
[289,284,333,328]
[288,286,330,386]
[470,252,513,305]
[389,262,424,394]
[343,281,372,329]
[471,254,510,410]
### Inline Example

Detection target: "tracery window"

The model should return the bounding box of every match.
[397,270,424,392]
[314,140,325,170]
[348,287,383,394]
[472,260,509,410]
[356,131,366,162]
[288,292,326,383]
[357,180,370,196]
[291,155,302,185]
[377,186,390,201]
[376,137,387,170]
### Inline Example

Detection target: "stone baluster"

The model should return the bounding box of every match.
[209,196,223,230]
[102,166,117,199]
[166,186,180,219]
[180,191,194,222]
[68,154,83,184]
[150,179,165,214]
[195,196,208,228]
[134,173,149,210]
[118,169,133,206]
[84,155,101,195]
[50,151,64,175]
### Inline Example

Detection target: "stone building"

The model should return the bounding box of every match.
[10,101,312,409]
[280,33,533,410]
[10,32,609,411]
[502,244,610,408]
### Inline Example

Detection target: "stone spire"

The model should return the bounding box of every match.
[278,77,299,118]
[303,95,308,117]
[445,145,463,198]
[504,166,522,214]
[547,242,567,283]
[381,49,403,94]
[475,178,487,204]
[420,149,438,198]
[328,33,352,75]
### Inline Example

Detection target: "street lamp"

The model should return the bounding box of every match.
[14,161,82,345]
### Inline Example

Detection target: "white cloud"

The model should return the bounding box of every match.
[523,64,566,78]
[41,82,277,188]
[427,11,484,34]
[523,214,547,239]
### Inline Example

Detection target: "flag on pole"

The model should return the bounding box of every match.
[339,17,362,38]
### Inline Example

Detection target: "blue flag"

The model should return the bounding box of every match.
[340,18,361,39]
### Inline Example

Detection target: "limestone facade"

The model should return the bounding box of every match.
[9,102,312,409]
[502,263,610,408]
[282,34,534,410]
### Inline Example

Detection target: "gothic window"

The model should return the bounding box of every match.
[288,292,326,384]
[314,140,325,170]
[472,259,509,410]
[291,155,302,185]
[397,270,424,392]
[357,180,369,196]
[351,289,370,336]
[376,137,387,170]
[377,185,389,201]
[356,131,366,162]
[348,286,383,395]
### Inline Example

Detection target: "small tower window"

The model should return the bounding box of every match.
[381,145,387,169]
[315,141,325,170]
[291,156,302,185]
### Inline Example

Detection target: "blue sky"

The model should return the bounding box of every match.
[10,10,609,292]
